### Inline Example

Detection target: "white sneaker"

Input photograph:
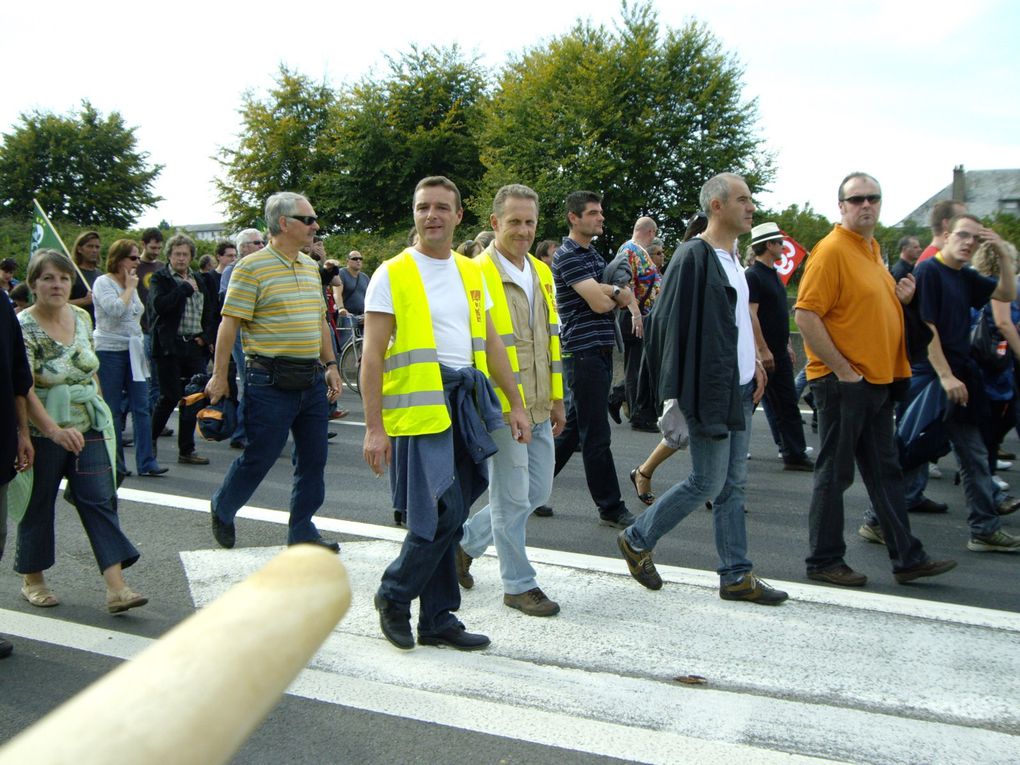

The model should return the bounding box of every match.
[806,446,814,455]
[997,460,1013,471]
[929,463,942,479]
[993,475,1010,492]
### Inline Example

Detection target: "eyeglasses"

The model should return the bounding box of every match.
[840,195,882,205]
[349,257,362,261]
[247,239,264,246]
[288,215,318,226]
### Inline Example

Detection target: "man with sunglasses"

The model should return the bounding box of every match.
[796,172,957,587]
[337,250,369,348]
[206,192,342,552]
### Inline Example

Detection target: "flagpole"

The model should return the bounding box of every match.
[32,198,92,290]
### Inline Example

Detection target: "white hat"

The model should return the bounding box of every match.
[750,222,784,245]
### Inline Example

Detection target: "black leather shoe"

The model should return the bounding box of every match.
[292,537,340,553]
[374,593,414,649]
[599,509,636,529]
[0,635,12,659]
[139,467,169,477]
[608,397,623,424]
[630,421,659,433]
[211,508,235,549]
[417,623,490,651]
[327,432,338,440]
[783,457,814,472]
[532,505,554,517]
[230,439,246,449]
[907,498,948,514]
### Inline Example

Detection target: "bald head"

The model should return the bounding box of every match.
[633,216,658,247]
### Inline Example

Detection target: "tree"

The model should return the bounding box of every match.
[216,67,336,229]
[318,45,488,233]
[0,101,162,228]
[476,1,773,252]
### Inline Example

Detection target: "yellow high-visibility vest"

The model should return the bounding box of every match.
[534,256,564,401]
[381,249,488,436]
[478,254,526,412]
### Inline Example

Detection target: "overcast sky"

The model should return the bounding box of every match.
[2,0,1017,233]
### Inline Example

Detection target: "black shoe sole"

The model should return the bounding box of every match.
[374,594,414,650]
[417,634,490,651]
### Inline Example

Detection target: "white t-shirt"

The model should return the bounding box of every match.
[496,249,535,316]
[365,249,492,368]
[713,247,756,385]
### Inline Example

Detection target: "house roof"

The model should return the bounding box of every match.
[896,168,1020,227]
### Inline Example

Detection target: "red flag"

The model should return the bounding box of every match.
[775,232,808,285]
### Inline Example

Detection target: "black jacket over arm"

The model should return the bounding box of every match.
[642,238,744,437]
[149,266,215,357]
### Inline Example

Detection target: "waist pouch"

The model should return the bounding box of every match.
[249,355,320,391]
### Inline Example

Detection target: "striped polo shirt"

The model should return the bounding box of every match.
[221,245,325,359]
[552,237,615,352]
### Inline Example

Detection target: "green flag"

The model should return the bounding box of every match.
[30,198,72,260]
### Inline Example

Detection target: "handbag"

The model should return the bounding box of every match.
[970,305,1010,374]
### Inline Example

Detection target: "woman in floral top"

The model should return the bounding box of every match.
[10,250,147,614]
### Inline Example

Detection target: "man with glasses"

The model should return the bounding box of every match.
[903,214,1020,552]
[206,192,342,552]
[795,172,957,587]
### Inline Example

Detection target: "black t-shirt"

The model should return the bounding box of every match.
[914,258,996,375]
[890,258,914,282]
[69,267,100,322]
[744,260,789,353]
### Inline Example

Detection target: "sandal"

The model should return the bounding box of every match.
[107,587,148,614]
[21,582,60,608]
[629,467,655,506]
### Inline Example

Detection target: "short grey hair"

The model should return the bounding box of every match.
[492,184,539,219]
[265,192,309,235]
[699,173,744,216]
[235,228,263,248]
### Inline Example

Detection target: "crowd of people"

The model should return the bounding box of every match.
[1,169,1018,659]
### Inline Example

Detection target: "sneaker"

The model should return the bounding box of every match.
[617,532,662,590]
[997,460,1013,471]
[996,496,1020,516]
[967,529,1020,552]
[928,463,942,479]
[456,545,474,589]
[894,558,957,584]
[858,523,885,545]
[719,572,788,605]
[807,564,867,587]
[992,475,1010,492]
[504,588,560,617]
[599,510,636,529]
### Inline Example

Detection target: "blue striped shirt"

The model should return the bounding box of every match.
[552,237,615,352]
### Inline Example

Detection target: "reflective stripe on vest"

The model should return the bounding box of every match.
[478,253,526,413]
[381,249,488,436]
[533,256,564,400]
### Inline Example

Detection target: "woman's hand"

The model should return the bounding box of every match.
[46,426,85,455]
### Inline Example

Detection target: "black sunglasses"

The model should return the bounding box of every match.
[840,195,881,205]
[349,257,363,261]
[288,215,318,226]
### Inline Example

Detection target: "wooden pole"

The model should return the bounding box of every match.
[0,545,351,765]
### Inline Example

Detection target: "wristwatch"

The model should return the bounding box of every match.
[324,360,338,368]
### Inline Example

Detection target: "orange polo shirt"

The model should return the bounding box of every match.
[795,224,911,384]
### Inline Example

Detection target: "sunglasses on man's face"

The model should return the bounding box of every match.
[288,215,318,226]
[840,195,881,206]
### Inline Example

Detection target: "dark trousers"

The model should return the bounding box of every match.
[151,339,208,456]
[379,425,473,635]
[806,376,927,573]
[554,349,625,519]
[15,432,139,574]
[762,352,808,462]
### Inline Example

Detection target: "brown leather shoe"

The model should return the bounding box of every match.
[456,545,474,589]
[807,564,867,587]
[894,558,957,584]
[178,453,210,465]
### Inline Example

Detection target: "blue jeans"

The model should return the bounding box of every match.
[15,431,139,574]
[625,382,755,584]
[554,349,626,519]
[97,350,160,475]
[230,336,246,444]
[211,364,329,544]
[462,419,555,594]
[144,333,160,414]
[944,418,1004,537]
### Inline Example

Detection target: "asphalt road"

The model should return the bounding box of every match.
[2,388,1018,763]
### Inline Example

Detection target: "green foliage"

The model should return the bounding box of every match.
[0,101,162,229]
[986,212,1020,249]
[476,1,773,252]
[318,44,488,232]
[216,67,336,230]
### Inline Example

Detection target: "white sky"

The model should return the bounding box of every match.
[2,0,1018,230]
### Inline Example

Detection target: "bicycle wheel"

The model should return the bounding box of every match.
[339,338,362,397]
